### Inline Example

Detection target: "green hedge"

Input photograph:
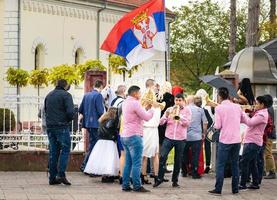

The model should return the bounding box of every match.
[0,108,16,133]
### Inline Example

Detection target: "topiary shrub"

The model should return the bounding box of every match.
[0,108,16,133]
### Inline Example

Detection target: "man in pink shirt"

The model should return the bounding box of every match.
[153,93,191,188]
[209,87,244,196]
[121,85,154,193]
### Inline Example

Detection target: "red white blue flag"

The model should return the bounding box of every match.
[101,0,166,69]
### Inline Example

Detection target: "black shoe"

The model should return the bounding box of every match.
[101,176,114,183]
[172,182,180,188]
[192,174,201,179]
[133,186,150,192]
[208,189,221,196]
[163,178,169,182]
[141,174,151,185]
[232,190,239,195]
[49,178,61,185]
[57,177,71,185]
[247,184,260,190]
[122,186,132,192]
[119,177,123,185]
[204,166,210,174]
[79,167,84,173]
[238,185,247,191]
[150,174,155,178]
[153,179,163,188]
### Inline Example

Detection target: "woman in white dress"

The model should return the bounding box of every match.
[84,108,120,182]
[141,107,161,184]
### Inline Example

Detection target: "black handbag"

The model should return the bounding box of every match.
[206,123,220,143]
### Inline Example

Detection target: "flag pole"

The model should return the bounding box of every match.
[163,0,169,81]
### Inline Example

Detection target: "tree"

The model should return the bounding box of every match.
[6,67,29,87]
[76,59,106,81]
[269,0,276,38]
[48,64,80,86]
[170,0,247,93]
[229,0,237,61]
[246,0,260,47]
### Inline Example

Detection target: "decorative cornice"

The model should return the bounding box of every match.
[22,0,97,20]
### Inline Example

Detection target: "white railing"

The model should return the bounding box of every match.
[0,95,84,152]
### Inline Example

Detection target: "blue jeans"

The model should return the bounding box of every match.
[121,135,143,190]
[240,143,262,187]
[80,128,99,171]
[158,138,186,183]
[215,142,240,193]
[47,127,71,181]
[182,140,202,176]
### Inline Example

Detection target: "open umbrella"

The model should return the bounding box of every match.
[199,75,238,98]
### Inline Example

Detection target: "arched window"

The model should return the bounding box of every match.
[75,48,84,65]
[34,44,45,69]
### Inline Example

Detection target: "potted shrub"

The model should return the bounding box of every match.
[48,64,80,86]
[6,67,29,88]
[76,59,106,81]
[29,68,49,96]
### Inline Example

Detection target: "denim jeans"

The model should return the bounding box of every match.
[80,128,99,171]
[257,145,265,184]
[47,127,71,181]
[215,142,240,193]
[121,135,143,190]
[158,138,186,183]
[240,143,262,187]
[182,140,202,176]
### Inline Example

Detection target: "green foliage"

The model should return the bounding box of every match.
[260,16,277,40]
[6,67,29,87]
[170,0,247,93]
[29,68,49,87]
[0,108,16,132]
[48,64,80,86]
[76,59,106,80]
[109,54,138,78]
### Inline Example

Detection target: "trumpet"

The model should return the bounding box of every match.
[141,89,166,110]
[170,105,181,121]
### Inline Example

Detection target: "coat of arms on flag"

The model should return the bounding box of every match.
[101,0,166,69]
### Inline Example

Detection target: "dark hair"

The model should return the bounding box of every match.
[256,96,267,107]
[56,79,68,89]
[263,94,273,108]
[175,93,184,100]
[239,78,255,105]
[128,85,140,95]
[145,79,155,88]
[218,87,229,100]
[94,80,104,88]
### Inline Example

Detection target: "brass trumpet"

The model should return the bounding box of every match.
[141,89,166,110]
[170,105,181,121]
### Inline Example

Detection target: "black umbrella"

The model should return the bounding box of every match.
[200,75,238,98]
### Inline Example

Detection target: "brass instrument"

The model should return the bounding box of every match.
[141,89,166,110]
[170,105,181,121]
[205,95,218,107]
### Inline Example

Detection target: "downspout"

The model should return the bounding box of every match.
[96,0,107,59]
[17,0,21,124]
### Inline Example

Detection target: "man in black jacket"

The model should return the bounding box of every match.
[45,79,75,185]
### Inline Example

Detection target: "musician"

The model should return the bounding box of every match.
[153,93,191,188]
[208,87,244,196]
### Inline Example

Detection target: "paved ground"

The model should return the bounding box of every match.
[0,172,276,200]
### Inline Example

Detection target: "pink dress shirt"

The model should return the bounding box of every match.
[160,106,191,140]
[121,96,154,137]
[242,108,268,146]
[214,100,244,144]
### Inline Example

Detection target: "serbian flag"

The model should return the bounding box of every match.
[101,0,166,69]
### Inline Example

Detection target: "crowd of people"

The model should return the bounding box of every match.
[43,77,276,195]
